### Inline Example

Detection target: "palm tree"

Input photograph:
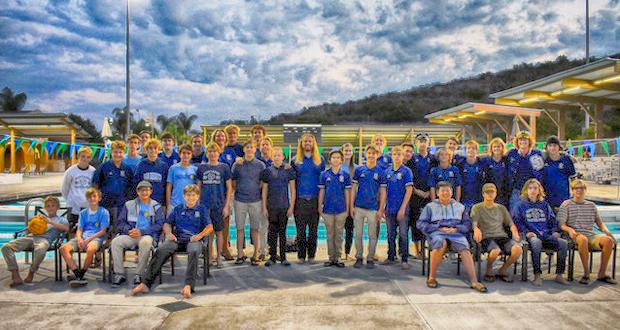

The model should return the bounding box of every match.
[0,87,27,112]
[111,107,133,139]
[176,112,198,136]
[157,114,177,132]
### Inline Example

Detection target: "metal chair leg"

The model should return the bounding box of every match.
[521,245,528,282]
[589,251,593,273]
[612,244,617,280]
[102,248,107,282]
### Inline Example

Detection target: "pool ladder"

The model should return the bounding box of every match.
[23,197,45,264]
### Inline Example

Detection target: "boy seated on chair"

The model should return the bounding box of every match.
[110,180,165,287]
[131,184,213,299]
[417,181,487,292]
[558,179,617,285]
[2,196,69,286]
[472,183,523,283]
[60,187,110,288]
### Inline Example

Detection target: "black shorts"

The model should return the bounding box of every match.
[481,237,517,255]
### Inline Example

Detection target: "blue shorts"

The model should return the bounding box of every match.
[208,207,224,232]
[428,232,470,252]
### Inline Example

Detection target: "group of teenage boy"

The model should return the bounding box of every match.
[2,125,616,297]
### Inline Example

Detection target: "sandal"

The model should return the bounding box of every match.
[483,274,495,282]
[426,278,438,288]
[471,282,488,293]
[250,257,259,266]
[495,274,514,283]
[579,276,590,285]
[596,276,618,285]
[234,257,245,265]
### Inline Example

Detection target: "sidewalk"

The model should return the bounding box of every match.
[1,244,618,329]
[0,173,64,203]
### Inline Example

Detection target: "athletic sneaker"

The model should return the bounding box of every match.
[111,274,126,287]
[335,261,345,268]
[265,259,276,267]
[70,278,88,288]
[307,258,316,265]
[366,260,376,269]
[281,260,291,266]
[353,258,363,268]
[133,275,142,285]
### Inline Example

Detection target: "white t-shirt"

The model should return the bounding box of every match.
[61,164,96,214]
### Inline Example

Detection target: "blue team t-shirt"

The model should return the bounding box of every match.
[196,163,231,209]
[78,207,110,241]
[166,163,198,208]
[459,158,485,207]
[480,156,510,206]
[158,151,180,168]
[93,160,134,208]
[385,165,413,215]
[409,152,436,191]
[292,155,326,199]
[428,165,462,190]
[352,165,386,211]
[318,168,352,214]
[133,158,169,204]
[122,155,142,173]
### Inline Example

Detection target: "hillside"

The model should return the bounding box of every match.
[241,54,619,139]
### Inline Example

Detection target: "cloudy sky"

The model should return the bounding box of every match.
[1,0,619,129]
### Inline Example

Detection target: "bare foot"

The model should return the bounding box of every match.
[130,283,149,296]
[182,285,192,299]
[24,271,35,283]
[9,272,23,287]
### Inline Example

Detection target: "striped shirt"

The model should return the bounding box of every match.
[556,200,600,238]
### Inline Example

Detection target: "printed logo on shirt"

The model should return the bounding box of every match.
[74,176,92,188]
[326,176,332,182]
[339,175,344,183]
[360,173,366,178]
[194,211,200,218]
[190,174,195,180]
[373,173,379,180]
[396,173,402,180]
[530,155,544,171]
[144,172,163,182]
[226,154,232,160]
[120,170,126,177]
[558,163,564,170]
[202,170,221,185]
[144,211,149,217]
[525,208,546,223]
[449,171,454,178]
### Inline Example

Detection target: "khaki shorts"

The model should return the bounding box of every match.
[66,238,102,252]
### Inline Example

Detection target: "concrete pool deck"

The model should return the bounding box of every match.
[1,244,618,329]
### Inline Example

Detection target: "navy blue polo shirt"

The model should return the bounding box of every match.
[385,165,413,216]
[166,204,211,244]
[352,165,387,211]
[226,144,244,158]
[196,163,231,209]
[459,158,485,206]
[428,165,462,190]
[93,160,134,208]
[218,147,239,167]
[158,151,180,168]
[191,151,205,166]
[292,155,326,199]
[260,165,296,209]
[507,148,544,192]
[543,154,576,208]
[256,154,273,168]
[318,168,352,214]
[133,158,169,204]
[409,152,436,191]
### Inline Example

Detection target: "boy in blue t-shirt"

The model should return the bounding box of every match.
[60,188,110,288]
[351,144,386,268]
[196,142,233,268]
[132,184,213,299]
[158,132,181,167]
[318,149,352,268]
[542,136,576,210]
[134,139,169,205]
[381,146,413,269]
[429,148,462,201]
[261,147,296,266]
[122,134,143,174]
[166,144,198,214]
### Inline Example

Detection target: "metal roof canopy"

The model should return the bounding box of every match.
[490,57,620,139]
[201,123,462,154]
[424,102,542,143]
[0,110,91,141]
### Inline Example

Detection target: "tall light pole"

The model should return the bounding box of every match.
[585,0,590,63]
[125,0,131,138]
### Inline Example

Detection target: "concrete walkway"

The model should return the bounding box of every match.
[1,244,618,329]
[0,173,63,203]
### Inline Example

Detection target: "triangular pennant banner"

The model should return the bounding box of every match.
[0,135,10,147]
[98,147,105,160]
[601,141,609,156]
[28,139,38,151]
[15,138,25,150]
[588,143,595,159]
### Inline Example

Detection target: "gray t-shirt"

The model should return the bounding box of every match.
[231,158,266,203]
[32,215,69,243]
[470,203,513,239]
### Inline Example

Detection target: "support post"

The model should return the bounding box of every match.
[71,128,76,165]
[10,129,16,173]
